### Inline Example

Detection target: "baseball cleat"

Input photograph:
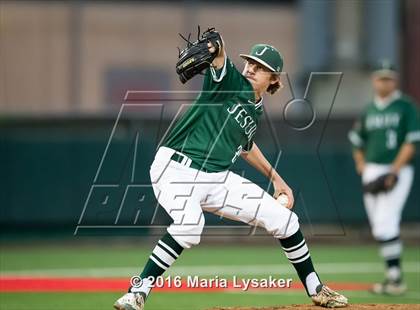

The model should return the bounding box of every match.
[311,284,348,308]
[371,280,407,295]
[113,292,145,310]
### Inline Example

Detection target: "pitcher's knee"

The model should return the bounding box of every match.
[269,211,299,239]
[167,217,205,249]
[372,225,399,241]
[171,234,201,249]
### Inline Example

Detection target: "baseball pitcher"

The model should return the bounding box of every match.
[114,28,348,309]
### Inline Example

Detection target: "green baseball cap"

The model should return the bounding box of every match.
[240,44,283,73]
[372,59,397,79]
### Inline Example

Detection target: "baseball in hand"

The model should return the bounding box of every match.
[276,193,289,208]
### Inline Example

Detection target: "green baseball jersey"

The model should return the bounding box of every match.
[348,92,420,164]
[162,57,263,172]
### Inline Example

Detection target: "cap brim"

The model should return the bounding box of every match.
[372,69,398,79]
[240,54,277,72]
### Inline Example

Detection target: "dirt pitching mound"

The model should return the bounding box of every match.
[207,304,420,310]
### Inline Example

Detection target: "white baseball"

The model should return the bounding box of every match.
[276,193,289,208]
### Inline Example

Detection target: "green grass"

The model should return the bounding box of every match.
[1,244,419,270]
[1,243,419,309]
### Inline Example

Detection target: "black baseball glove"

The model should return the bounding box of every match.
[363,173,398,195]
[176,26,222,84]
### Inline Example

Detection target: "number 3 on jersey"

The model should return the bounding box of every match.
[386,129,397,150]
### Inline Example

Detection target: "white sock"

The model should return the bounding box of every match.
[130,277,153,296]
[387,266,401,282]
[305,272,321,295]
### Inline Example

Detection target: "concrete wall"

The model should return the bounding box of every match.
[0,2,298,114]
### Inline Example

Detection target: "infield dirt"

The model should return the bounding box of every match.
[207,304,420,310]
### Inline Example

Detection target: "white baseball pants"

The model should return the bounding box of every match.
[149,147,300,248]
[362,163,414,241]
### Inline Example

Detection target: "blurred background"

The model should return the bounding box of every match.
[1,0,419,242]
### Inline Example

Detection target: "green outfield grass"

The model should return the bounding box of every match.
[1,243,419,309]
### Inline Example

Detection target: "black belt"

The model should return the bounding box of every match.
[170,152,210,172]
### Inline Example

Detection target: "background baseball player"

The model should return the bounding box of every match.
[114,28,348,309]
[349,61,420,295]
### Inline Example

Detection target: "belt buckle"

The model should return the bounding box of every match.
[172,152,209,173]
[173,152,189,167]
